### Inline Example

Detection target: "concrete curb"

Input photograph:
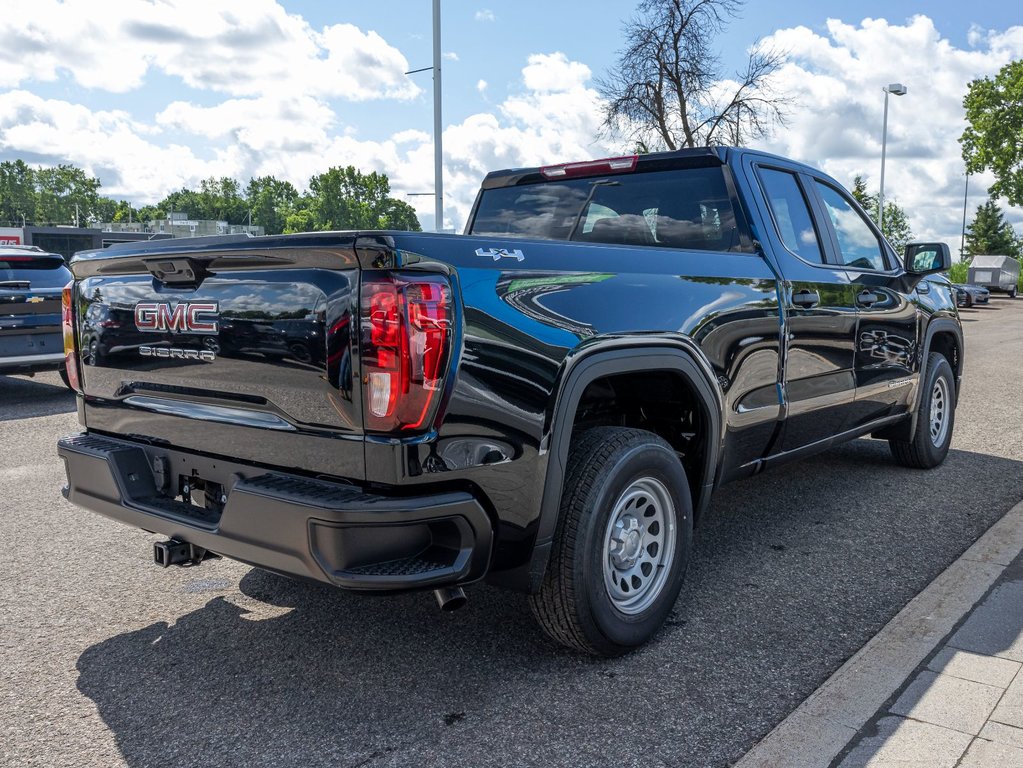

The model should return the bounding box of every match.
[733,499,1023,768]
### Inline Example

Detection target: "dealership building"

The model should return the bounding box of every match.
[0,214,263,261]
[0,225,170,261]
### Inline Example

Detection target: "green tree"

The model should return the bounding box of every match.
[92,197,119,224]
[110,200,141,223]
[158,187,202,219]
[197,177,247,223]
[283,204,316,234]
[34,164,102,225]
[850,175,914,251]
[964,197,1021,258]
[0,160,36,226]
[245,176,299,235]
[961,60,1023,206]
[158,177,247,223]
[307,166,420,231]
[136,204,164,222]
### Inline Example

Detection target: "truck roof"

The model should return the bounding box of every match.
[479,146,823,190]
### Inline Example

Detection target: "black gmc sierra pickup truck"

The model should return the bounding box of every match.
[57,147,962,656]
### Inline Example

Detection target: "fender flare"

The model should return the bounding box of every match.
[524,342,724,593]
[916,316,964,405]
[881,316,964,442]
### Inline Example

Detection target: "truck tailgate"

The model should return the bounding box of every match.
[71,237,363,479]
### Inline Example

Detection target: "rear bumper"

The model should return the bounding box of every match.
[0,351,64,374]
[57,433,493,591]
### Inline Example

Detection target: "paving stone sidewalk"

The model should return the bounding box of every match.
[833,548,1023,767]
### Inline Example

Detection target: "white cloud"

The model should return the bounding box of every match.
[475,10,496,22]
[756,15,1023,249]
[0,90,217,201]
[4,8,1023,246]
[0,0,419,102]
[443,52,459,62]
[521,52,592,92]
[0,44,607,231]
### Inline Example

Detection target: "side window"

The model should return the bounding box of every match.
[813,181,888,271]
[758,168,824,263]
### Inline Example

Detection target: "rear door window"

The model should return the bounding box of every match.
[470,166,747,252]
[757,168,824,263]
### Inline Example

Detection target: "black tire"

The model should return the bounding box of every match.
[528,427,693,656]
[1009,286,1018,299]
[889,352,956,469]
[289,342,313,364]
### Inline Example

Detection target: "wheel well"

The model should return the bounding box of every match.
[571,370,710,521]
[929,331,961,382]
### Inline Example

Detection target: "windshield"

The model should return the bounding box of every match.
[470,166,745,252]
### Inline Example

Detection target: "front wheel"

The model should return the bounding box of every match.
[529,427,693,656]
[1008,286,1018,299]
[889,352,956,469]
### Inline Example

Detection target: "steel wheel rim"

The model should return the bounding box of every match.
[601,477,676,615]
[929,376,950,447]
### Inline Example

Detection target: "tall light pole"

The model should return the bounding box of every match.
[432,0,443,232]
[405,1,444,232]
[878,82,907,234]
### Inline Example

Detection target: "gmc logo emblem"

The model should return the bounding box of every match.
[134,302,219,334]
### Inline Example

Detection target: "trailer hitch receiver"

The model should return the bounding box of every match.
[153,539,213,567]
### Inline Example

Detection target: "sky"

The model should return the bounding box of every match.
[1,0,1021,251]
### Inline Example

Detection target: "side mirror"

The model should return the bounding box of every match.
[904,242,951,275]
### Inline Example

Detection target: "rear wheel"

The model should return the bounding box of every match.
[1009,286,1018,299]
[889,352,956,469]
[529,427,693,656]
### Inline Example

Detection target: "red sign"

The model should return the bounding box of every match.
[0,236,21,245]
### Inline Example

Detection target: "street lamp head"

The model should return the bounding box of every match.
[885,83,908,96]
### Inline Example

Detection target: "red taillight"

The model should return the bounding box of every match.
[360,273,453,432]
[61,283,82,392]
[540,154,638,179]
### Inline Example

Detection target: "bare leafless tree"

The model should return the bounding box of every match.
[599,0,789,150]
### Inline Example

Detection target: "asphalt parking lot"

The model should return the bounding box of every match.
[3,299,1023,768]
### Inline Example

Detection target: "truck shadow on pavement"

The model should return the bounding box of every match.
[75,440,1023,768]
[0,374,76,421]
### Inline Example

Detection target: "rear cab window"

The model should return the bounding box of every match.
[469,166,749,252]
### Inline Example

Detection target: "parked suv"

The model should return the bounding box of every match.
[1,246,72,385]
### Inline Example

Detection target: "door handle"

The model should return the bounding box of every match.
[857,290,881,307]
[791,289,820,309]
